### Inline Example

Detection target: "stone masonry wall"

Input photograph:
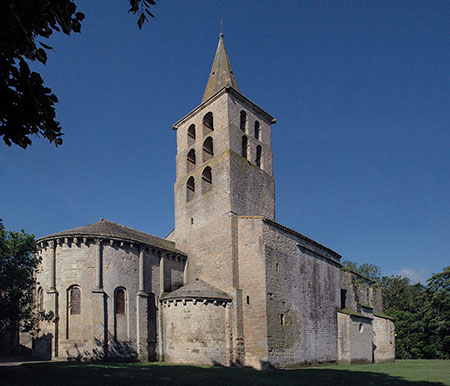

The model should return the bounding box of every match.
[262,221,341,367]
[373,316,395,362]
[35,241,96,359]
[228,93,273,176]
[173,91,275,288]
[337,312,373,364]
[340,269,375,313]
[228,93,275,220]
[34,238,185,360]
[237,217,269,368]
[173,93,235,290]
[162,299,230,365]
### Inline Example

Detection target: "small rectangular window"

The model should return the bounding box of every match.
[246,296,250,305]
[280,313,285,326]
[275,262,280,272]
[341,289,347,310]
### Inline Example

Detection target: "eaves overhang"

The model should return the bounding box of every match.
[172,85,276,130]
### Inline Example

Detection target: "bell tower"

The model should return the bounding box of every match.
[169,34,276,290]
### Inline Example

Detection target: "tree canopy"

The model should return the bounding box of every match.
[341,259,382,282]
[0,0,155,149]
[0,221,39,339]
[342,259,450,359]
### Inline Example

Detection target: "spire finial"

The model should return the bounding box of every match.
[201,33,240,103]
[219,18,224,34]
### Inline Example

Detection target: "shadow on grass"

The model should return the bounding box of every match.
[0,361,447,386]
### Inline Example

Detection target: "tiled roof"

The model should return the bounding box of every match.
[37,219,185,255]
[161,279,231,301]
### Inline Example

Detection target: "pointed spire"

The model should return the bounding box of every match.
[201,33,240,103]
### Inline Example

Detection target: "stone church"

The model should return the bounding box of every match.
[33,34,395,368]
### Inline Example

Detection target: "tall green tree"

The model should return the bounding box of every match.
[0,0,155,149]
[0,221,40,342]
[424,266,450,359]
[381,275,427,359]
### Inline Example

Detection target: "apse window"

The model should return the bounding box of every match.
[69,286,81,315]
[37,287,44,312]
[359,323,364,333]
[280,313,286,326]
[115,288,126,315]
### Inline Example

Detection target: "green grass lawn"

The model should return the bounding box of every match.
[0,360,449,386]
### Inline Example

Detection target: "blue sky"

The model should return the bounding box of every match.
[1,1,449,282]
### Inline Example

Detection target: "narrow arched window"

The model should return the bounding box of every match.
[37,287,43,312]
[240,111,247,131]
[186,176,195,202]
[203,112,214,136]
[254,121,260,140]
[242,136,248,159]
[187,124,196,146]
[202,167,212,194]
[69,286,81,315]
[256,145,262,167]
[187,149,196,172]
[203,137,213,162]
[115,288,126,315]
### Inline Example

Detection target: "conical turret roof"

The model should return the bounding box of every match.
[201,33,240,103]
[160,278,231,300]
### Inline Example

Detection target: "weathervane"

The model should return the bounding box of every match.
[219,18,224,34]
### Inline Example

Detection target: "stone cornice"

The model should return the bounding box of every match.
[172,85,276,130]
[36,235,187,259]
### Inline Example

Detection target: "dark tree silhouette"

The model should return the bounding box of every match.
[0,0,155,149]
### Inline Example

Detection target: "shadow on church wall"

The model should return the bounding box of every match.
[147,292,157,361]
[66,333,138,362]
[32,333,53,360]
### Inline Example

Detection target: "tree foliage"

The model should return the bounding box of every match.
[341,259,382,282]
[424,267,450,358]
[0,1,155,149]
[0,220,47,340]
[381,276,427,358]
[343,259,450,359]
